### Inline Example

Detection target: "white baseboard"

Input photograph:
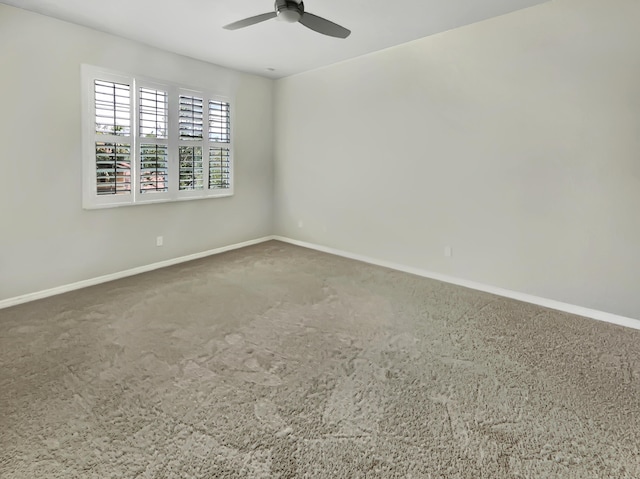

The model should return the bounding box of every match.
[0,236,275,310]
[273,236,640,331]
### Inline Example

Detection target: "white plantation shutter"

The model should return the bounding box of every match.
[177,92,205,197]
[95,80,131,136]
[209,147,230,189]
[82,65,233,208]
[138,84,170,196]
[95,142,131,195]
[208,100,230,143]
[140,144,169,193]
[139,87,168,139]
[85,72,135,207]
[179,95,203,140]
[208,100,232,190]
[179,146,204,190]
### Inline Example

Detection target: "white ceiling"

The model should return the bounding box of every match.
[1,0,549,78]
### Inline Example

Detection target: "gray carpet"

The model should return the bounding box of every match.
[1,241,639,478]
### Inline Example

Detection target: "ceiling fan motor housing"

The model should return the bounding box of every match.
[275,0,304,23]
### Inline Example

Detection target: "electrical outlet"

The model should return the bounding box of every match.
[297,220,303,228]
[444,246,452,258]
[156,236,163,247]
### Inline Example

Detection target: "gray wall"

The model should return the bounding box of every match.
[0,5,274,301]
[274,0,640,319]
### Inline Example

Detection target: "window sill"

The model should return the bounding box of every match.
[83,192,234,210]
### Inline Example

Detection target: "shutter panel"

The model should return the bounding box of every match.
[179,146,204,190]
[208,100,230,143]
[138,85,170,195]
[95,80,130,136]
[93,78,132,197]
[95,142,131,195]
[207,100,231,191]
[208,148,230,189]
[179,95,203,140]
[139,88,168,139]
[140,144,168,193]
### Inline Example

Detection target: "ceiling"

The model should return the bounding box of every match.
[1,0,549,78]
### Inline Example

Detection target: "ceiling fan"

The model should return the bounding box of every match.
[223,0,351,39]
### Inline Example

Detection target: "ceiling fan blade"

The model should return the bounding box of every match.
[299,12,350,38]
[223,12,277,30]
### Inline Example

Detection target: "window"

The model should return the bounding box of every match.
[82,65,233,209]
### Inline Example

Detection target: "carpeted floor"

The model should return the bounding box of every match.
[1,240,639,478]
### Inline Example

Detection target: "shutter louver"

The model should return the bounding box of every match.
[209,148,231,189]
[179,95,204,140]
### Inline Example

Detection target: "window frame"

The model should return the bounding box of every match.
[81,65,234,209]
